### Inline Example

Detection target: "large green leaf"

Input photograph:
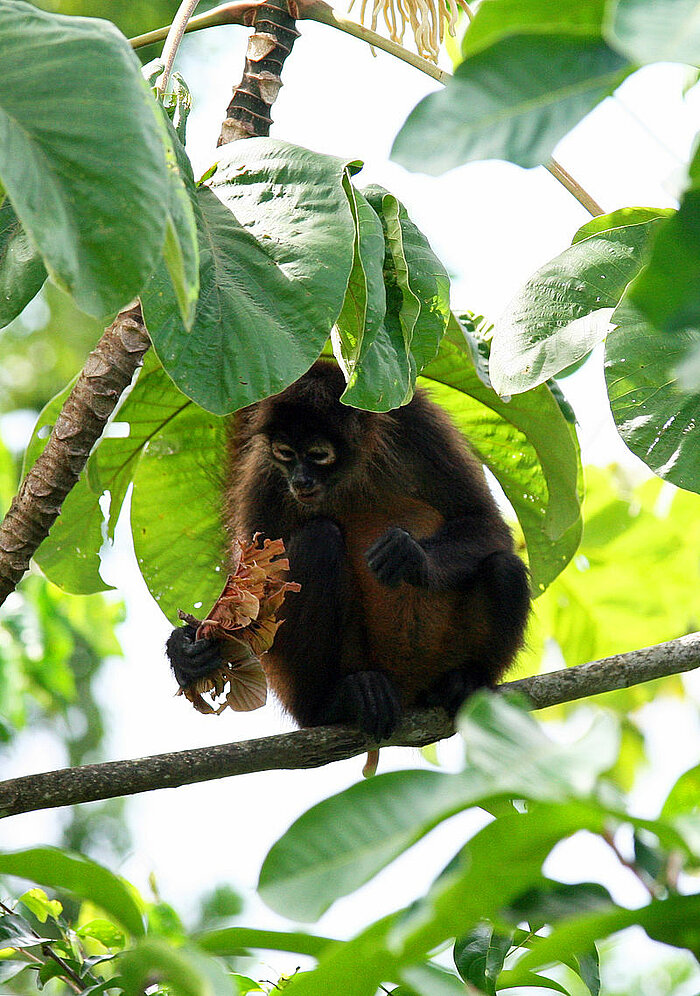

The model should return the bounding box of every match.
[0,195,46,329]
[143,139,357,415]
[490,219,664,395]
[197,927,335,959]
[391,35,629,175]
[394,802,608,963]
[461,0,605,57]
[605,296,700,493]
[0,848,144,937]
[258,696,617,922]
[606,0,700,65]
[628,146,700,335]
[0,1,169,318]
[332,183,390,405]
[335,185,450,411]
[421,320,583,593]
[131,399,227,624]
[23,353,226,609]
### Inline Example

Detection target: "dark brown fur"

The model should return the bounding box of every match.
[213,360,530,736]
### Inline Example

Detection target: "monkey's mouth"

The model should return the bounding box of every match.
[292,486,323,504]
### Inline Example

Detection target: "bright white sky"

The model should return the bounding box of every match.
[4,17,700,989]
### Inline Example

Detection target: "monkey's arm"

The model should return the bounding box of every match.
[366,511,515,591]
[276,518,401,740]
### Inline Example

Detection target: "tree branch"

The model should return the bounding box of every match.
[1,632,698,819]
[0,305,150,607]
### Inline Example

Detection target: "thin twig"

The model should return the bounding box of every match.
[547,159,604,218]
[601,829,662,899]
[1,632,698,819]
[156,0,205,96]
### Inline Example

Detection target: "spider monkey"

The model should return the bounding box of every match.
[166,360,530,740]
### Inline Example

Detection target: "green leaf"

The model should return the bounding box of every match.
[606,0,700,65]
[628,146,700,335]
[662,764,700,817]
[258,769,471,922]
[400,964,468,995]
[0,848,144,937]
[130,397,227,624]
[461,0,605,57]
[158,111,199,330]
[453,922,511,993]
[456,693,620,800]
[336,185,450,411]
[119,939,234,996]
[391,36,629,175]
[421,320,583,593]
[258,696,617,923]
[504,893,700,985]
[572,207,674,244]
[393,802,608,963]
[0,1,169,317]
[0,195,46,329]
[576,948,601,996]
[197,927,336,959]
[18,888,62,923]
[143,139,356,415]
[605,296,700,492]
[76,919,126,949]
[332,183,389,405]
[490,219,664,395]
[505,881,613,927]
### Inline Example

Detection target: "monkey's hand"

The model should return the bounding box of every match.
[166,623,224,688]
[326,671,402,740]
[365,527,430,588]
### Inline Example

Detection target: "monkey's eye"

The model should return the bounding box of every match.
[307,444,336,466]
[272,442,296,462]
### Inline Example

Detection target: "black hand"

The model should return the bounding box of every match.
[326,670,402,740]
[166,624,223,688]
[365,527,430,588]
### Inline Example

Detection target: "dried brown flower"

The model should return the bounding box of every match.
[176,535,300,715]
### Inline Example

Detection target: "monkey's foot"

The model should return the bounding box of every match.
[166,623,224,688]
[327,670,402,741]
[419,668,492,715]
[365,527,429,588]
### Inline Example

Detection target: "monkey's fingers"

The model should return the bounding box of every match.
[166,625,224,687]
[331,670,402,741]
[365,527,428,587]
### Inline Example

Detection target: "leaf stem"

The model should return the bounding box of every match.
[156,0,206,96]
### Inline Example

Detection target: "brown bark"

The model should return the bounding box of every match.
[218,0,300,144]
[1,631,697,819]
[0,305,150,606]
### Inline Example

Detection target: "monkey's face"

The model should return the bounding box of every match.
[269,433,339,507]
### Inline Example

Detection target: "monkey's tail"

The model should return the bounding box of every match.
[362,749,380,777]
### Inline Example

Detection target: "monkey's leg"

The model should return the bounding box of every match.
[278,518,401,740]
[419,550,531,714]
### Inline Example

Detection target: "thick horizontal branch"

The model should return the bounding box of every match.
[0,305,150,606]
[1,632,698,819]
